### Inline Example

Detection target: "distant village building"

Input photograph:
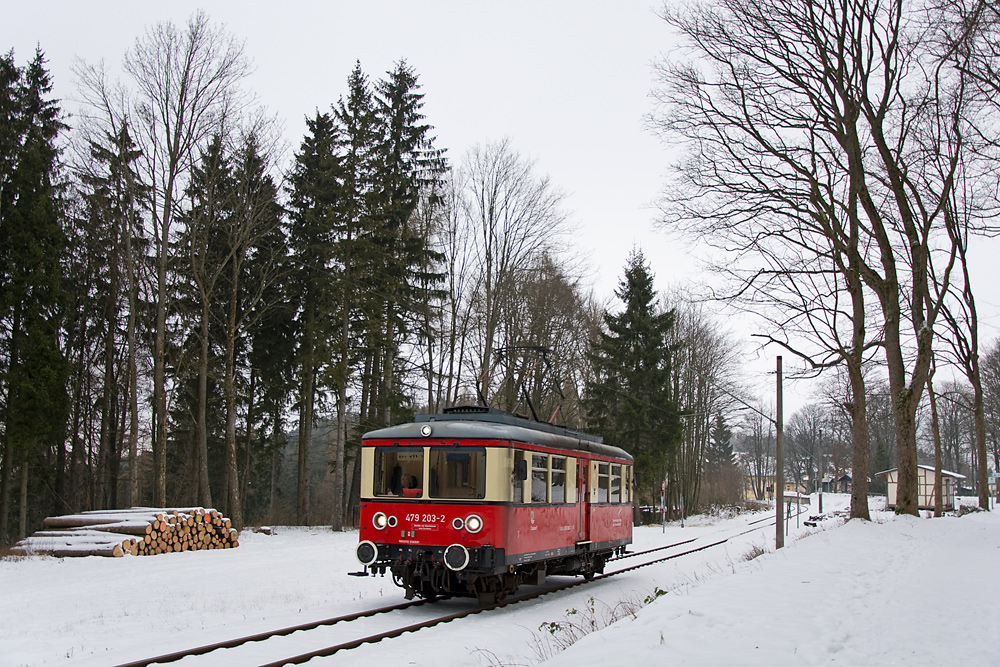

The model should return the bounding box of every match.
[875,465,965,511]
[836,474,852,493]
[784,480,808,496]
[743,474,775,501]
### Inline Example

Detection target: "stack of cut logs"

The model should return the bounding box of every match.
[11,508,239,558]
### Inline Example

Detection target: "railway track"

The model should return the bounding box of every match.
[116,508,814,667]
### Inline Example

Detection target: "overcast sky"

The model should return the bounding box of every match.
[4,1,692,294]
[4,1,998,412]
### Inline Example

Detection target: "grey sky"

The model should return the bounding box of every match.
[5,0,998,410]
[4,1,695,298]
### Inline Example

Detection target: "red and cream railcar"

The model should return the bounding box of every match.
[355,406,633,604]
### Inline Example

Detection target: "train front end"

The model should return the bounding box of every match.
[356,419,511,601]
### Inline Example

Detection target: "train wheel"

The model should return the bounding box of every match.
[582,554,604,581]
[473,576,503,606]
[419,581,439,601]
[475,589,497,605]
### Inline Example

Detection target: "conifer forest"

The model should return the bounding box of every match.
[3,3,1000,544]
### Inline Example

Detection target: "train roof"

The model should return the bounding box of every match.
[362,406,633,462]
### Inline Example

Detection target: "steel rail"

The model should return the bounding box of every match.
[113,597,439,667]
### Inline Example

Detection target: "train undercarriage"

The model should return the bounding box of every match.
[366,543,627,605]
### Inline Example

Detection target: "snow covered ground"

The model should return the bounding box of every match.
[1,494,997,666]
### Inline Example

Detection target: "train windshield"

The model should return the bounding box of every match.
[374,447,425,497]
[429,447,486,500]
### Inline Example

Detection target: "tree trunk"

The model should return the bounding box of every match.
[0,433,11,542]
[973,382,989,509]
[331,388,346,532]
[332,253,351,532]
[241,367,257,516]
[197,301,213,509]
[269,405,281,523]
[1,307,22,541]
[882,303,924,517]
[99,226,120,509]
[124,176,141,509]
[845,242,870,521]
[153,244,168,508]
[297,332,315,526]
[224,281,243,530]
[55,426,67,516]
[928,375,944,517]
[18,447,28,540]
[126,323,139,507]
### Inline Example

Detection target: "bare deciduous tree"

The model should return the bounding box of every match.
[459,138,570,404]
[124,10,251,506]
[664,295,743,512]
[651,0,990,515]
[72,62,149,510]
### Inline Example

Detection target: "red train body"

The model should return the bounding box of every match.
[355,406,633,603]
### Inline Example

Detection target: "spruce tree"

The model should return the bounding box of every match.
[178,133,234,509]
[243,134,294,523]
[78,123,148,509]
[584,249,681,508]
[0,50,19,219]
[329,62,379,530]
[247,258,295,522]
[368,60,445,426]
[0,49,69,540]
[702,413,742,505]
[287,112,341,525]
[707,414,734,469]
[221,132,284,529]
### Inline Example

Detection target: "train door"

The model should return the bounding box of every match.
[577,458,590,544]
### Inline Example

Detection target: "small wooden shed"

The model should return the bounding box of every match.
[836,474,852,493]
[875,465,965,511]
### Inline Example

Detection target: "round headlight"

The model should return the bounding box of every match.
[444,543,470,571]
[420,424,432,437]
[452,517,464,530]
[357,540,378,566]
[387,515,398,528]
[373,512,388,530]
[465,514,483,533]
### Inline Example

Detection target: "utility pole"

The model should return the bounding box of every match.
[775,356,784,549]
[818,428,824,513]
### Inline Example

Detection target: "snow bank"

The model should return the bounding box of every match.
[545,509,1000,666]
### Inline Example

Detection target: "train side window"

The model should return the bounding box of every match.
[621,466,631,503]
[531,454,548,503]
[597,463,609,503]
[610,464,621,503]
[550,456,567,503]
[512,450,526,502]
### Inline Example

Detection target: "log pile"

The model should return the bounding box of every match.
[11,508,239,558]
